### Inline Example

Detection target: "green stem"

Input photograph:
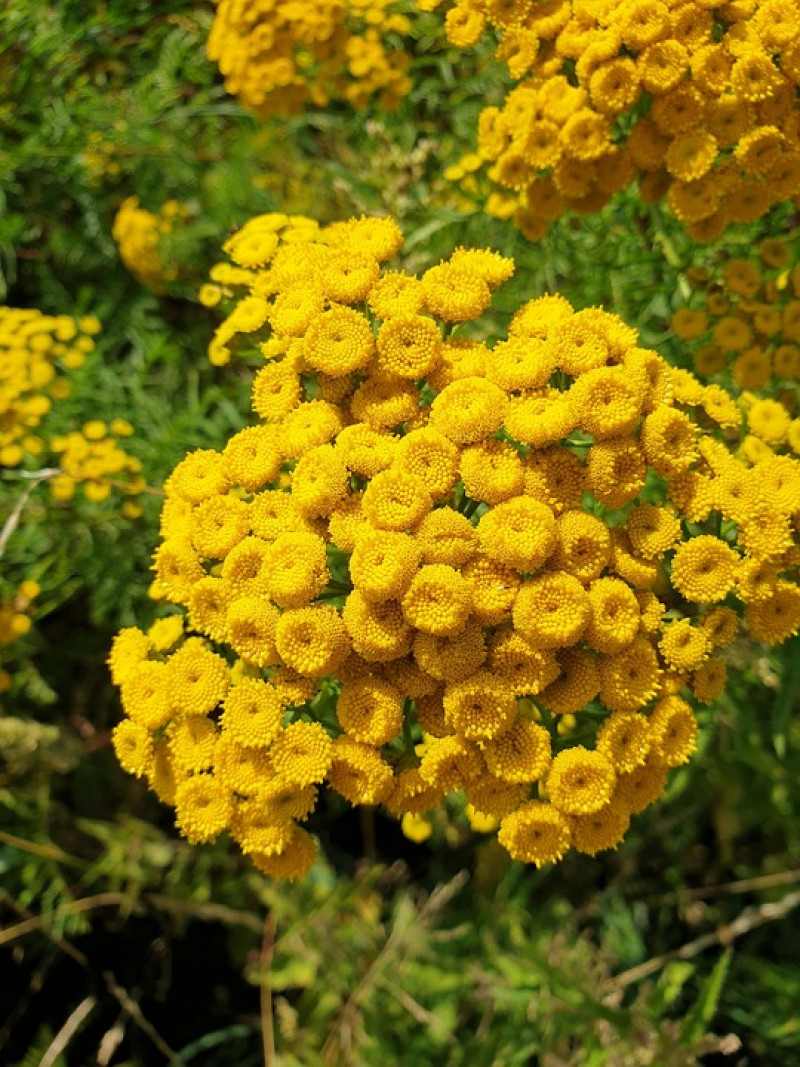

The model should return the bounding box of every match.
[538,703,554,731]
[322,581,352,596]
[462,498,481,520]
[402,701,416,758]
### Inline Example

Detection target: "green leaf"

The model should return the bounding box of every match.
[682,950,732,1043]
[648,960,695,1016]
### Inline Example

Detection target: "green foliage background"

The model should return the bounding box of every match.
[1,2,799,1064]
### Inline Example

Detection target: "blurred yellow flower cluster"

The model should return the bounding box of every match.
[0,306,144,507]
[0,580,40,648]
[109,212,800,880]
[112,196,188,291]
[0,307,100,468]
[0,581,40,694]
[49,420,145,512]
[83,130,121,186]
[672,236,800,417]
[207,0,413,117]
[430,0,800,240]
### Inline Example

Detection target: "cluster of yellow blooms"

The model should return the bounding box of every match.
[200,213,350,366]
[109,214,800,881]
[49,421,145,513]
[0,306,144,506]
[83,131,122,186]
[0,581,40,648]
[428,0,800,241]
[0,307,100,468]
[207,0,413,117]
[0,580,40,695]
[112,197,187,292]
[671,236,800,414]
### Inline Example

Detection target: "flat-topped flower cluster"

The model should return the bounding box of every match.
[671,236,800,432]
[0,306,143,506]
[109,213,800,881]
[0,307,99,468]
[429,0,800,241]
[207,0,414,117]
[112,197,188,293]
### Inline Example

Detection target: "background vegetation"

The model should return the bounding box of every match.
[1,2,798,1064]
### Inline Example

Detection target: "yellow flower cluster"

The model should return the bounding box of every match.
[49,420,145,511]
[0,307,100,468]
[0,580,41,694]
[0,581,39,647]
[200,213,328,366]
[431,0,800,241]
[207,0,413,117]
[109,213,800,880]
[83,131,121,186]
[0,306,144,508]
[671,237,800,418]
[112,197,187,292]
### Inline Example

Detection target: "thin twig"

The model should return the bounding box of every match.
[145,892,264,933]
[40,996,95,1067]
[103,477,163,496]
[0,468,59,559]
[1,886,267,943]
[674,868,800,902]
[1,467,63,481]
[606,890,800,991]
[0,830,82,867]
[0,892,128,948]
[322,871,469,1063]
[102,971,180,1063]
[373,976,436,1025]
[260,914,277,1067]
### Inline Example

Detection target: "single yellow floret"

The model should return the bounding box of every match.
[547,747,616,816]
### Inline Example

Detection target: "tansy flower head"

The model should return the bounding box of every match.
[108,627,152,686]
[513,572,591,649]
[570,800,631,856]
[553,511,612,584]
[659,619,710,672]
[599,634,661,713]
[488,630,559,696]
[112,720,154,778]
[498,802,572,867]
[392,428,459,501]
[547,747,617,816]
[648,696,698,767]
[442,671,517,740]
[327,739,394,805]
[477,497,557,572]
[414,618,488,683]
[275,605,351,677]
[269,722,333,787]
[585,577,641,655]
[220,679,283,748]
[376,313,442,378]
[174,775,233,844]
[336,676,404,746]
[483,718,552,783]
[671,536,739,603]
[596,712,650,775]
[350,531,421,602]
[430,377,507,444]
[167,643,230,717]
[402,564,473,637]
[362,469,433,531]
